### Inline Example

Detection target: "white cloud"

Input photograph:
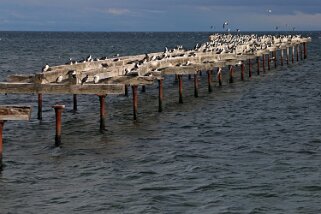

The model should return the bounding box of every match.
[104,8,130,16]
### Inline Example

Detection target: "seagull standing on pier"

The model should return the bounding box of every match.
[42,63,49,72]
[93,75,100,84]
[81,75,89,85]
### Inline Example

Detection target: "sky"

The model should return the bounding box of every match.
[0,0,320,32]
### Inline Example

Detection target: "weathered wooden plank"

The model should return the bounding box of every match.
[101,76,156,86]
[0,106,31,121]
[7,75,34,83]
[0,83,124,95]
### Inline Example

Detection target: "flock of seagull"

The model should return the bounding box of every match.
[41,33,307,84]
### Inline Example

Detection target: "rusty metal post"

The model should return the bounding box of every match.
[53,105,65,147]
[303,42,307,59]
[98,95,106,131]
[292,46,295,64]
[0,121,4,171]
[207,70,212,93]
[124,84,129,96]
[158,79,163,112]
[280,49,284,66]
[300,43,303,61]
[175,74,179,83]
[73,94,77,111]
[267,54,271,70]
[132,85,138,120]
[217,67,223,86]
[262,55,266,73]
[286,47,289,65]
[229,65,234,83]
[256,57,260,75]
[241,63,245,81]
[248,59,252,78]
[194,73,199,98]
[296,45,299,62]
[178,75,183,103]
[274,51,277,68]
[141,85,146,93]
[37,93,43,120]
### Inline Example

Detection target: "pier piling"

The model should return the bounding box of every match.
[194,73,199,98]
[229,65,234,83]
[207,70,213,93]
[262,55,266,73]
[241,63,245,81]
[141,85,146,93]
[248,59,252,78]
[124,84,129,96]
[73,94,77,111]
[304,42,307,59]
[274,51,277,68]
[217,68,223,86]
[53,104,65,147]
[98,95,106,131]
[158,79,163,112]
[281,49,284,66]
[256,57,260,75]
[132,85,138,120]
[178,75,183,103]
[37,93,43,120]
[268,54,271,70]
[0,120,4,171]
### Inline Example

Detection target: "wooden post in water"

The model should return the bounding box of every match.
[37,93,43,120]
[0,120,4,171]
[188,74,191,80]
[53,104,65,147]
[73,94,77,111]
[132,85,138,120]
[248,59,252,78]
[241,63,245,81]
[178,75,183,104]
[303,42,307,59]
[267,53,271,70]
[296,45,299,62]
[98,95,106,131]
[229,65,234,83]
[256,57,260,75]
[175,74,179,83]
[207,70,213,93]
[158,79,163,112]
[194,73,199,98]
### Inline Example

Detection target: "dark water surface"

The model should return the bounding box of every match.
[0,32,321,213]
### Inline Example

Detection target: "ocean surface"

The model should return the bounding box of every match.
[0,31,320,213]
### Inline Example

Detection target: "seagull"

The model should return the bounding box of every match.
[93,75,100,84]
[42,64,49,72]
[86,55,92,62]
[68,70,77,79]
[101,63,109,68]
[81,75,89,85]
[56,75,63,83]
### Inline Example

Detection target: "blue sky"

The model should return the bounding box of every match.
[0,0,320,31]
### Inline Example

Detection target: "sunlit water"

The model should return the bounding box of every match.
[0,32,321,213]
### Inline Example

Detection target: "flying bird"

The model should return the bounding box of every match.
[223,21,228,29]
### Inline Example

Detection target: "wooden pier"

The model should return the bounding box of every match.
[0,33,311,170]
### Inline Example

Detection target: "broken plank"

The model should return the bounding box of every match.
[0,105,31,121]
